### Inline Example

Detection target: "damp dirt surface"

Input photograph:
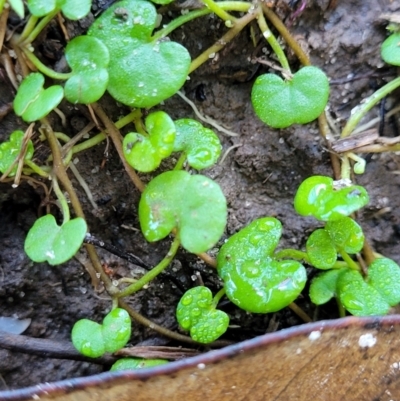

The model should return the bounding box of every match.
[1,0,400,390]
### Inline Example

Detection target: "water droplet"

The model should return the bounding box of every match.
[249,232,263,246]
[138,82,145,88]
[181,295,193,306]
[191,307,201,317]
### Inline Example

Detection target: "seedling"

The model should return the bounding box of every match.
[176,286,229,343]
[111,358,168,371]
[27,0,91,20]
[72,308,131,358]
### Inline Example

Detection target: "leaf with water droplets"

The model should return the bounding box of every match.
[309,269,345,305]
[306,229,337,269]
[72,308,131,358]
[173,119,221,170]
[139,170,227,253]
[176,287,229,344]
[24,215,87,265]
[27,0,91,19]
[217,218,307,313]
[325,217,364,254]
[123,111,176,172]
[111,358,168,371]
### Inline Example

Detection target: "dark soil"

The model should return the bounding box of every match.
[1,0,400,390]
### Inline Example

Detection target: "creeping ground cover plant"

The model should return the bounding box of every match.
[2,0,400,373]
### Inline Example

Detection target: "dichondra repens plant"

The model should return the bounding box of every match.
[1,0,400,369]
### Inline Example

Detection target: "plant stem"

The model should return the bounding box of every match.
[341,76,400,138]
[337,298,346,318]
[274,248,310,263]
[212,287,226,308]
[117,236,181,298]
[256,9,290,72]
[189,9,257,73]
[338,248,360,271]
[91,103,145,192]
[22,48,72,80]
[17,15,39,43]
[288,302,312,323]
[51,174,70,224]
[24,159,49,177]
[200,0,236,22]
[173,152,187,170]
[19,11,58,46]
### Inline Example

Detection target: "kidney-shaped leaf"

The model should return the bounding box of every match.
[139,171,227,253]
[14,73,63,122]
[217,218,307,313]
[306,228,337,270]
[251,66,329,129]
[123,111,176,172]
[24,214,87,265]
[309,268,345,305]
[0,130,34,176]
[64,36,110,104]
[88,0,191,108]
[294,176,369,221]
[27,0,91,19]
[174,119,221,170]
[381,32,400,66]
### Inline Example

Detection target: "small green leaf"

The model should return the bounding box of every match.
[72,308,131,358]
[367,258,400,306]
[24,215,87,265]
[381,32,400,66]
[123,111,176,172]
[306,229,337,269]
[176,287,229,344]
[14,73,63,122]
[325,217,364,254]
[27,0,91,19]
[0,130,34,176]
[9,0,25,18]
[111,358,168,371]
[338,269,390,316]
[173,119,221,170]
[217,218,307,313]
[294,176,369,221]
[88,0,191,108]
[27,0,56,17]
[309,269,344,305]
[251,66,329,129]
[139,171,227,253]
[64,36,109,104]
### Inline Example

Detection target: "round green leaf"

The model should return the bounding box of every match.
[325,216,364,254]
[24,215,87,265]
[306,229,337,270]
[173,119,221,170]
[64,36,110,104]
[0,130,34,176]
[14,73,64,122]
[111,358,168,371]
[176,287,229,344]
[123,111,176,172]
[72,308,131,358]
[338,269,390,316]
[381,32,400,66]
[139,171,227,253]
[309,269,345,305]
[367,258,400,306]
[88,0,191,108]
[251,66,329,128]
[217,218,307,313]
[294,176,369,221]
[60,0,91,20]
[27,0,57,17]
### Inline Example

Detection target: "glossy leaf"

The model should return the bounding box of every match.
[9,0,25,18]
[381,32,400,66]
[24,215,87,265]
[64,36,109,104]
[88,0,190,108]
[176,287,229,344]
[0,130,34,176]
[123,111,176,172]
[111,358,168,371]
[294,176,369,221]
[251,66,329,128]
[14,73,63,122]
[325,217,364,254]
[309,269,344,305]
[217,218,307,313]
[139,171,227,253]
[174,119,221,170]
[27,0,91,19]
[306,229,337,270]
[72,308,131,358]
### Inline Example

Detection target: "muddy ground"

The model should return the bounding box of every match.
[1,0,400,390]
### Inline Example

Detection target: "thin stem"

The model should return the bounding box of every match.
[173,152,187,170]
[274,248,310,262]
[0,4,9,52]
[189,9,257,73]
[338,248,360,271]
[341,76,400,138]
[17,15,39,43]
[212,287,226,308]
[91,103,145,192]
[51,174,70,224]
[197,252,217,268]
[22,48,72,80]
[117,236,181,298]
[340,154,351,180]
[256,9,290,72]
[24,159,49,177]
[200,0,236,22]
[337,298,346,318]
[19,10,58,46]
[288,302,312,323]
